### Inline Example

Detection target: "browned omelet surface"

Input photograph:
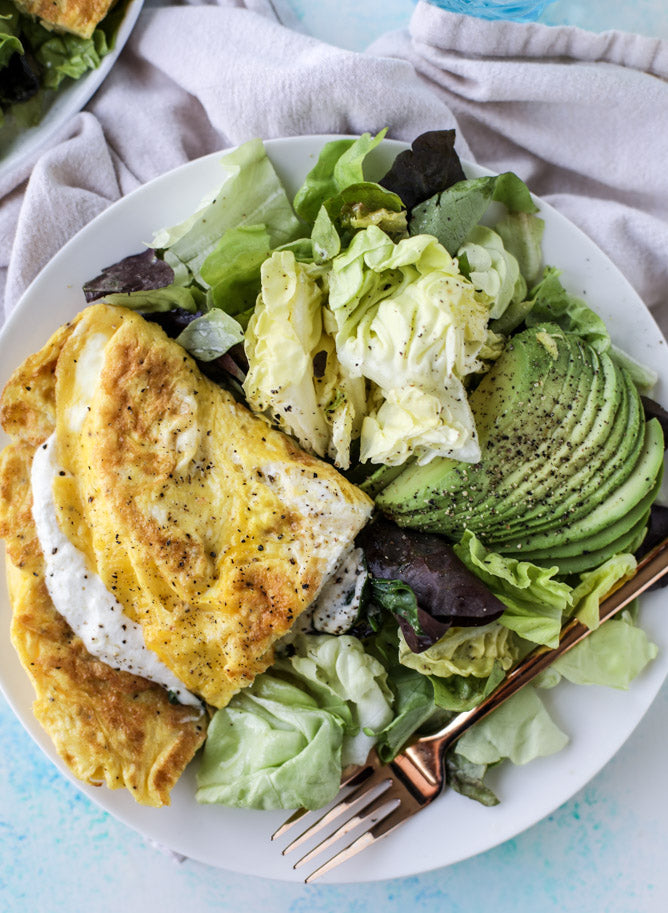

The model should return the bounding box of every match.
[13,0,118,39]
[0,303,372,805]
[0,442,207,808]
[49,305,372,708]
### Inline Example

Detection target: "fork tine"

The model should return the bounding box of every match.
[271,759,377,842]
[292,783,399,871]
[271,806,311,842]
[302,798,408,883]
[282,773,393,856]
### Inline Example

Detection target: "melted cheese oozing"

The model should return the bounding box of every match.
[31,434,200,708]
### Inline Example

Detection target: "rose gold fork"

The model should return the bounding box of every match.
[272,536,668,882]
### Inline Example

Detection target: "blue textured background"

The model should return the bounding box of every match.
[3,686,668,911]
[3,2,668,911]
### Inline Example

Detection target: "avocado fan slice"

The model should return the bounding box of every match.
[493,417,664,555]
[486,358,644,541]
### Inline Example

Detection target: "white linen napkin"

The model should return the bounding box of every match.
[1,0,667,338]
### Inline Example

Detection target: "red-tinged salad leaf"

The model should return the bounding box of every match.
[83,249,174,302]
[636,505,668,586]
[410,171,538,255]
[378,129,466,212]
[642,396,668,442]
[358,517,506,652]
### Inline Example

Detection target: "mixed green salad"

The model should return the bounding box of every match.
[84,129,668,811]
[0,0,126,133]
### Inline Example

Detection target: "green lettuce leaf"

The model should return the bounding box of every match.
[97,284,203,313]
[196,634,394,809]
[23,19,108,90]
[526,267,610,351]
[155,139,302,284]
[493,210,545,286]
[293,130,387,224]
[608,344,658,394]
[200,224,270,317]
[0,1,23,69]
[570,552,637,629]
[175,310,244,361]
[454,531,572,648]
[445,751,499,807]
[455,685,569,766]
[430,661,506,713]
[410,172,538,255]
[552,610,658,689]
[311,182,406,261]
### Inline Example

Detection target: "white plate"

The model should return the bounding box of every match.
[0,135,666,884]
[0,0,143,178]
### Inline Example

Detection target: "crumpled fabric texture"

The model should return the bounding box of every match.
[1,0,666,337]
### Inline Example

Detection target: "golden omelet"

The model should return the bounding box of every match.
[0,303,373,804]
[13,0,118,39]
[0,430,207,807]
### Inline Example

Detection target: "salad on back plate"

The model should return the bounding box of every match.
[1,129,666,813]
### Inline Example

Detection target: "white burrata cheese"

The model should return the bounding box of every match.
[31,434,200,709]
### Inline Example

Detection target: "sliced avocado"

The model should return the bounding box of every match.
[537,514,650,575]
[510,469,663,560]
[487,358,643,540]
[495,417,664,555]
[469,340,608,529]
[376,323,665,572]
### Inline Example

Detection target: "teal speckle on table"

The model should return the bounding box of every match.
[3,685,668,911]
[2,2,668,911]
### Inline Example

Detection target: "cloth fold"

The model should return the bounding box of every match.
[1,0,667,336]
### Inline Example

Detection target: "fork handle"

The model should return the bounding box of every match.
[410,536,668,765]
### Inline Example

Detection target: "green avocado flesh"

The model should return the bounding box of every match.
[376,325,665,573]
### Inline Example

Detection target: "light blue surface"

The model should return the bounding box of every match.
[3,3,668,912]
[3,682,668,911]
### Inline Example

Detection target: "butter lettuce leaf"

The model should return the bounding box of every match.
[243,250,367,467]
[196,675,346,810]
[457,225,526,319]
[552,611,657,689]
[398,623,517,681]
[287,634,394,767]
[196,634,394,809]
[454,531,572,648]
[328,226,490,466]
[243,250,331,456]
[175,310,244,362]
[456,686,569,766]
